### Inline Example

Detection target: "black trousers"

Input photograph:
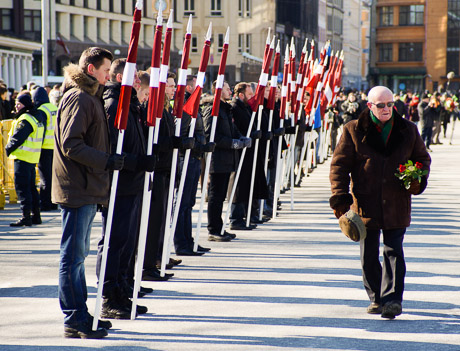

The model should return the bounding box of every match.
[207,172,230,234]
[38,149,54,209]
[144,172,169,271]
[14,159,39,213]
[96,193,142,294]
[360,228,406,305]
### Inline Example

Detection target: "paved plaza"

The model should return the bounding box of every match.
[1,126,460,350]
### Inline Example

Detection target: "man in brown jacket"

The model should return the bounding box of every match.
[52,47,124,339]
[329,86,431,319]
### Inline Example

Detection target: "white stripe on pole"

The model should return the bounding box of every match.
[150,67,160,88]
[197,71,206,88]
[178,68,187,86]
[216,74,224,89]
[160,64,169,82]
[121,62,136,86]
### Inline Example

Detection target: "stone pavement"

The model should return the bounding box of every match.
[1,125,460,351]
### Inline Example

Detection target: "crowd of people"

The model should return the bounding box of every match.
[1,46,455,337]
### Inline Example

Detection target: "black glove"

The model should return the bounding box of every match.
[172,136,195,150]
[263,131,273,141]
[201,142,216,153]
[231,139,245,149]
[250,130,262,139]
[240,137,252,148]
[136,154,157,172]
[285,126,296,135]
[273,127,285,137]
[105,153,125,171]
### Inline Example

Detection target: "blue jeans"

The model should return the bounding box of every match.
[58,204,97,326]
[174,157,201,252]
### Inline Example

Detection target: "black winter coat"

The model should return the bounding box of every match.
[202,96,241,173]
[103,82,146,196]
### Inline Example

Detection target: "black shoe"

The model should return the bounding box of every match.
[169,258,183,266]
[140,286,153,294]
[262,215,271,222]
[366,302,382,314]
[156,262,174,270]
[118,293,148,315]
[208,233,231,242]
[101,298,132,320]
[64,322,108,339]
[381,301,402,319]
[176,249,205,256]
[32,215,42,225]
[229,224,255,230]
[10,217,32,227]
[223,231,236,239]
[87,313,112,329]
[250,217,263,224]
[197,245,211,252]
[124,284,146,298]
[142,268,173,281]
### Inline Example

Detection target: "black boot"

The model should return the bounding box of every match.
[100,288,132,320]
[10,210,32,227]
[32,208,42,225]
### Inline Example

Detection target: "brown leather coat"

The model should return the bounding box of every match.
[329,109,431,230]
[52,64,111,207]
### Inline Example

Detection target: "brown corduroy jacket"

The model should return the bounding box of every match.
[329,109,431,230]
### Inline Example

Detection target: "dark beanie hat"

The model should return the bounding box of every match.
[17,93,33,109]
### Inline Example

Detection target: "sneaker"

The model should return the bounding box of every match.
[208,233,231,242]
[366,302,382,314]
[381,301,402,319]
[64,321,108,339]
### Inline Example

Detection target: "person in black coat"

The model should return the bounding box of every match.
[229,82,268,230]
[95,58,155,319]
[202,81,249,241]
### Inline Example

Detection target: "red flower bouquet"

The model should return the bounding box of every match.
[395,160,428,190]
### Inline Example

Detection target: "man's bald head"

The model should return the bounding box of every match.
[368,86,393,104]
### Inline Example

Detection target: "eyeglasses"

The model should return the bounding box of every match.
[370,102,394,109]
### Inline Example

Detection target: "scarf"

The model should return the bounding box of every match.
[370,110,394,146]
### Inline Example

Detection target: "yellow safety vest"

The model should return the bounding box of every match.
[38,102,58,150]
[8,113,45,164]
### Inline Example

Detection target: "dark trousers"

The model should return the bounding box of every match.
[144,172,169,271]
[360,228,406,305]
[96,193,142,294]
[207,172,230,234]
[14,159,39,213]
[174,156,201,252]
[421,126,433,149]
[37,149,54,209]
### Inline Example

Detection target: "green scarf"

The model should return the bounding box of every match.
[370,110,394,146]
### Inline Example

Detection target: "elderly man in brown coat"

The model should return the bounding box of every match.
[329,86,431,319]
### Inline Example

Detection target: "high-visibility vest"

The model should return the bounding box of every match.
[8,113,45,164]
[38,102,58,150]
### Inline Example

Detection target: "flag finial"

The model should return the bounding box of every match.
[224,27,230,44]
[206,22,212,41]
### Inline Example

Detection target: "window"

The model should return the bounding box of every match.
[379,6,393,26]
[184,0,195,16]
[191,34,198,53]
[97,0,102,10]
[238,34,243,53]
[447,0,460,73]
[109,0,114,12]
[399,5,424,26]
[238,0,243,17]
[84,16,89,39]
[399,42,423,62]
[0,9,12,32]
[83,0,88,8]
[245,33,251,54]
[379,43,393,62]
[245,0,251,17]
[211,0,222,16]
[24,9,41,40]
[97,18,102,41]
[218,33,224,53]
[70,14,75,37]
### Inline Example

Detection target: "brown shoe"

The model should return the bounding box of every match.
[367,302,382,314]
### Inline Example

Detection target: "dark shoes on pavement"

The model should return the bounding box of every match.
[208,231,235,242]
[381,301,402,319]
[142,268,174,281]
[367,302,382,314]
[176,249,205,256]
[64,321,108,339]
[230,223,256,230]
[10,216,32,227]
[197,245,211,252]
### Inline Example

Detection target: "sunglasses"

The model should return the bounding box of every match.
[370,102,394,109]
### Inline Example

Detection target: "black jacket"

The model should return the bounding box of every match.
[181,91,206,159]
[103,81,147,196]
[202,96,241,173]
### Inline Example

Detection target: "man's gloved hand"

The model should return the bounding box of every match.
[407,180,421,195]
[136,154,157,172]
[240,137,252,148]
[333,203,350,219]
[285,126,296,135]
[263,131,273,141]
[250,130,262,139]
[201,142,216,153]
[105,153,125,171]
[273,127,285,137]
[172,136,195,150]
[231,139,245,149]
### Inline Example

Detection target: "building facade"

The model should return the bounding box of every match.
[342,0,362,90]
[369,0,460,94]
[326,0,343,53]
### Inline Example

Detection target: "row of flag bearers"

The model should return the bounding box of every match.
[6,1,344,339]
